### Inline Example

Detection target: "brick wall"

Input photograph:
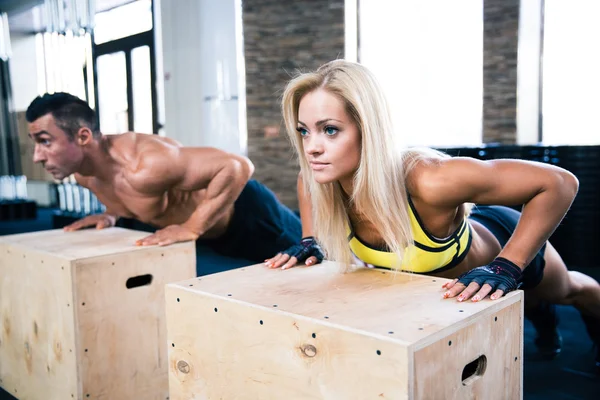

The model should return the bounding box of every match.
[483,0,520,144]
[242,0,345,208]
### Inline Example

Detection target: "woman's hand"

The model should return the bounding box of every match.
[265,236,325,270]
[442,257,523,302]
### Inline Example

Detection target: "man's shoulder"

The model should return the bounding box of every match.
[113,134,176,170]
[122,132,180,153]
[116,135,183,192]
[112,132,179,153]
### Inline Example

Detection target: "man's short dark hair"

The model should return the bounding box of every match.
[26,92,100,140]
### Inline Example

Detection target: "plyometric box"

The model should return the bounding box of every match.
[0,227,196,400]
[166,261,523,400]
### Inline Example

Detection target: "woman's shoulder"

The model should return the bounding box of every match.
[403,150,458,206]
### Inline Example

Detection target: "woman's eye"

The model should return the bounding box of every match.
[324,126,338,136]
[296,127,308,136]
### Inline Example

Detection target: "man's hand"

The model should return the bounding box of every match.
[63,214,117,231]
[135,225,199,247]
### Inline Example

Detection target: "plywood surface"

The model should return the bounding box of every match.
[0,227,187,260]
[76,244,195,400]
[166,285,411,400]
[413,299,523,400]
[169,261,522,345]
[0,243,79,400]
[1,228,196,400]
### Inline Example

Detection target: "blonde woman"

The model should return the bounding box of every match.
[265,59,600,370]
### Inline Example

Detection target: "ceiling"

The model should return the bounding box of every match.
[1,0,138,34]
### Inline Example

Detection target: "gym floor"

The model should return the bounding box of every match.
[1,209,599,399]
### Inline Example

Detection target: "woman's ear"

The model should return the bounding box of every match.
[76,127,94,146]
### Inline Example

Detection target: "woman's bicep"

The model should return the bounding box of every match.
[418,158,561,208]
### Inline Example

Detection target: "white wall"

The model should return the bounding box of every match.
[155,0,246,154]
[155,0,203,145]
[9,33,40,111]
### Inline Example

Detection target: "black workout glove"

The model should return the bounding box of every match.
[281,236,325,264]
[456,257,523,294]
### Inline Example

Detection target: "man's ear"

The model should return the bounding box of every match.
[76,127,94,145]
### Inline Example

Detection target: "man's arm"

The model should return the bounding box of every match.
[63,175,120,231]
[175,147,254,237]
[128,144,254,242]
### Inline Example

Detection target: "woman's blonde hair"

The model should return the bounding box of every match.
[282,59,451,271]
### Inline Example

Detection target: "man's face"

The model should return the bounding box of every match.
[28,113,84,180]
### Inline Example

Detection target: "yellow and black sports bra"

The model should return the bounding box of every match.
[348,196,472,273]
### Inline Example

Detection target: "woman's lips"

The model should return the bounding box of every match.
[310,162,329,171]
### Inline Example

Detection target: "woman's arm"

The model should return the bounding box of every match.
[413,156,578,300]
[297,172,315,238]
[416,157,578,268]
[265,172,325,269]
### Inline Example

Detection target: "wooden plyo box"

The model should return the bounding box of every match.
[166,261,523,400]
[0,227,196,400]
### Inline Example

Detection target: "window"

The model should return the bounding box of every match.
[131,45,153,133]
[36,32,91,103]
[542,1,600,145]
[358,0,483,147]
[96,51,128,133]
[92,0,157,134]
[93,0,153,45]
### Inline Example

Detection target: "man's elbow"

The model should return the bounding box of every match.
[231,156,254,182]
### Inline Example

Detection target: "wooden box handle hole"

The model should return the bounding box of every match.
[126,274,153,289]
[462,354,487,386]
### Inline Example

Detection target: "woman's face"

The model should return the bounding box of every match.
[297,89,361,189]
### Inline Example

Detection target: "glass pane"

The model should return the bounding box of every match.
[94,0,153,45]
[131,45,153,133]
[96,51,128,134]
[359,0,483,147]
[542,1,600,145]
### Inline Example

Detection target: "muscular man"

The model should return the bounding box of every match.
[26,92,301,271]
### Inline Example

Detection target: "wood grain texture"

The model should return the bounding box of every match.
[1,228,196,400]
[166,261,523,399]
[413,300,523,399]
[0,240,78,400]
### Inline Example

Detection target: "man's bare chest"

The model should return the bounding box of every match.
[89,180,169,220]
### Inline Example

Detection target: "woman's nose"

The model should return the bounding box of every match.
[304,135,324,155]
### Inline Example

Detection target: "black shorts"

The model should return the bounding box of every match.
[468,205,547,290]
[198,180,302,263]
[118,180,302,267]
